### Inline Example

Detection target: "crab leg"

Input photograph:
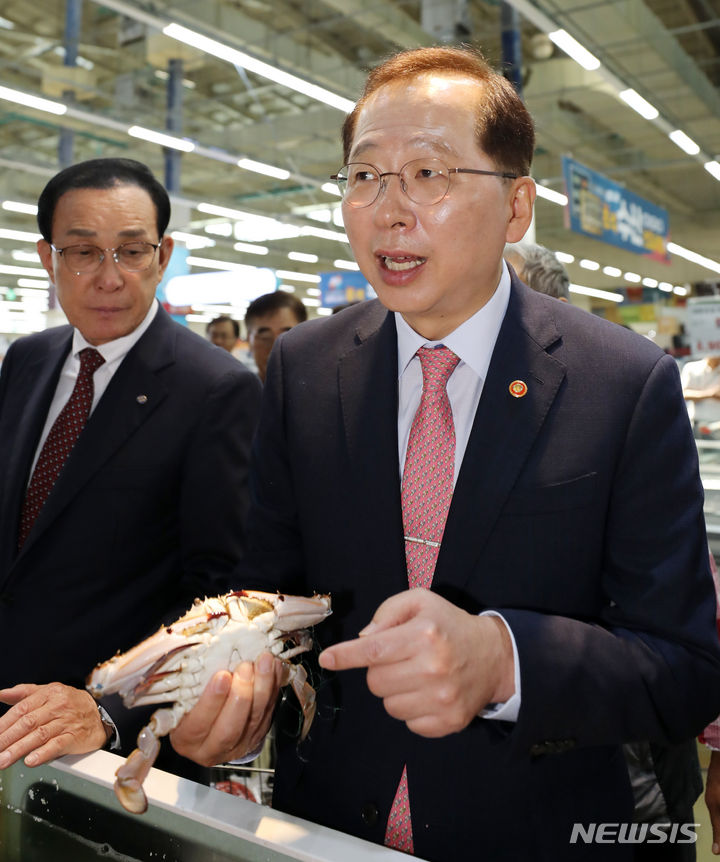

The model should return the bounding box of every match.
[114,707,178,813]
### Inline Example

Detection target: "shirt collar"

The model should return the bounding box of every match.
[395,261,511,380]
[71,299,159,364]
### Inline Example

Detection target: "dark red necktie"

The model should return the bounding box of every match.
[18,347,105,548]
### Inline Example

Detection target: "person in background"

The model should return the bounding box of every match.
[171,46,720,861]
[504,240,570,301]
[206,315,240,353]
[681,355,720,438]
[0,157,261,777]
[245,291,307,383]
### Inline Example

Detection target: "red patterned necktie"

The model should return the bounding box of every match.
[384,345,460,854]
[18,347,105,548]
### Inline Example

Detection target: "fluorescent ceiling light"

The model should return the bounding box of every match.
[300,225,348,243]
[668,130,700,156]
[170,231,216,249]
[163,23,354,113]
[334,259,359,270]
[288,252,318,263]
[275,270,321,283]
[674,286,688,296]
[317,307,333,316]
[302,297,321,307]
[237,158,290,180]
[17,278,48,288]
[548,30,601,71]
[306,287,321,297]
[618,89,659,120]
[12,250,40,263]
[624,272,642,283]
[306,209,332,223]
[642,277,658,288]
[0,85,67,115]
[0,228,40,242]
[535,184,568,206]
[128,125,195,152]
[2,200,38,215]
[186,256,253,271]
[0,16,15,29]
[555,251,574,264]
[658,282,673,292]
[704,161,720,181]
[0,264,47,276]
[667,241,720,274]
[204,222,233,237]
[234,242,269,255]
[569,283,623,303]
[603,266,622,277]
[579,259,600,271]
[321,183,342,196]
[278,284,296,293]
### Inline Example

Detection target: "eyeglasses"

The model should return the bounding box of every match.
[51,240,161,274]
[330,158,518,208]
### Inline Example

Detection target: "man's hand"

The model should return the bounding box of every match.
[170,652,283,767]
[706,749,720,854]
[0,683,110,768]
[318,589,515,738]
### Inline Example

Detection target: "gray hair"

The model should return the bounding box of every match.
[505,242,570,300]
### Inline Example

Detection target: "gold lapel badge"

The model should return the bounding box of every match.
[509,380,528,398]
[136,394,148,404]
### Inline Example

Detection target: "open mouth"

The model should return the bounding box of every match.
[380,255,427,272]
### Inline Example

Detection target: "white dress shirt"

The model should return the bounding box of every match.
[29,300,158,479]
[395,262,520,721]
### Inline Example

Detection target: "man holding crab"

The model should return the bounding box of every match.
[171,47,720,860]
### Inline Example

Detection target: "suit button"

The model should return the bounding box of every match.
[361,803,379,827]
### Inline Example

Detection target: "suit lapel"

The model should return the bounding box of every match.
[338,304,408,592]
[434,280,567,595]
[0,330,72,576]
[16,309,176,559]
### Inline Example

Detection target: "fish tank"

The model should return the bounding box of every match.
[0,749,413,862]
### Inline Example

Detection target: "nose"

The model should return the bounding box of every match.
[94,251,124,290]
[372,172,416,229]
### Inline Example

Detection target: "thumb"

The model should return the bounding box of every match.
[359,588,428,637]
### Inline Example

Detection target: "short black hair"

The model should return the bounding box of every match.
[206,315,240,338]
[37,157,171,242]
[245,292,308,329]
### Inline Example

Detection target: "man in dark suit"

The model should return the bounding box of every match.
[0,158,261,771]
[171,48,720,860]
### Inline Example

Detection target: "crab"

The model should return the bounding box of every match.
[86,589,331,814]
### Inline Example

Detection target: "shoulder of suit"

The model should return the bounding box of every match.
[6,325,72,359]
[280,299,388,349]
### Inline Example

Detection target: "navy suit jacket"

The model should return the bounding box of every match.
[241,277,720,861]
[0,306,261,751]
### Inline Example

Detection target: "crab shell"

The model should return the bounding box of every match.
[86,590,331,814]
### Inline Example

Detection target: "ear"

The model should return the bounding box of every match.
[156,235,175,280]
[505,177,536,244]
[36,239,58,284]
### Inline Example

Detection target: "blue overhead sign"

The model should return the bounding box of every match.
[320,271,376,308]
[562,156,670,262]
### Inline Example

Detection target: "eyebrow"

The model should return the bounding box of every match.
[350,134,458,162]
[63,227,150,239]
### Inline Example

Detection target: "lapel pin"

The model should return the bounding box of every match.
[509,380,528,398]
[136,394,148,404]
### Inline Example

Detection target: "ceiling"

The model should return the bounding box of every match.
[1,0,720,334]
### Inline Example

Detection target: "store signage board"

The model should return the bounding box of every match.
[562,156,670,262]
[320,271,376,308]
[686,297,720,356]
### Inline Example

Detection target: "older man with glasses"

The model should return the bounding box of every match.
[173,47,720,861]
[0,157,261,777]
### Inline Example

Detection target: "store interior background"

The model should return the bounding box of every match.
[0,0,718,354]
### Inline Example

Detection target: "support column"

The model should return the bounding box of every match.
[164,58,183,194]
[500,2,523,98]
[59,0,81,167]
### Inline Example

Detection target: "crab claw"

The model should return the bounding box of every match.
[281,663,317,741]
[113,710,173,813]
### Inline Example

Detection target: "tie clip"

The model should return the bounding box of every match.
[404,535,441,549]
